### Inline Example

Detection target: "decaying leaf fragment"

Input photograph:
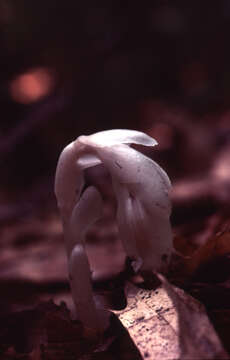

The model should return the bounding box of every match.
[115,278,229,360]
[185,230,230,276]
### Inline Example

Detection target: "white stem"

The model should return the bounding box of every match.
[66,186,109,331]
[69,244,107,331]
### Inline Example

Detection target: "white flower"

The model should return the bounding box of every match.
[55,129,173,331]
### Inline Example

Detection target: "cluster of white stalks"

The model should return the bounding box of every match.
[55,129,173,332]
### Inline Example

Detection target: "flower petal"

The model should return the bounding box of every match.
[95,143,172,271]
[114,182,139,260]
[131,197,173,271]
[76,153,102,170]
[67,186,103,256]
[55,141,86,223]
[115,183,172,272]
[96,143,171,215]
[78,129,158,148]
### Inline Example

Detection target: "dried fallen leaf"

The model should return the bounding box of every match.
[114,277,229,360]
[186,231,230,274]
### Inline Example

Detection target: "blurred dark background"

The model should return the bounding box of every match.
[1,0,230,200]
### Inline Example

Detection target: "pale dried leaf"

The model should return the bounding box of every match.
[114,280,229,360]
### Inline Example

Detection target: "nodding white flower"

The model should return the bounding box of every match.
[55,129,173,331]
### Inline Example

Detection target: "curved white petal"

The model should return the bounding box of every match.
[76,153,102,170]
[130,197,172,271]
[96,143,171,215]
[95,143,172,272]
[67,186,103,256]
[78,129,158,148]
[114,182,139,260]
[114,179,172,272]
[54,141,84,223]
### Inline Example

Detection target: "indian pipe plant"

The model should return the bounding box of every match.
[55,129,173,332]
